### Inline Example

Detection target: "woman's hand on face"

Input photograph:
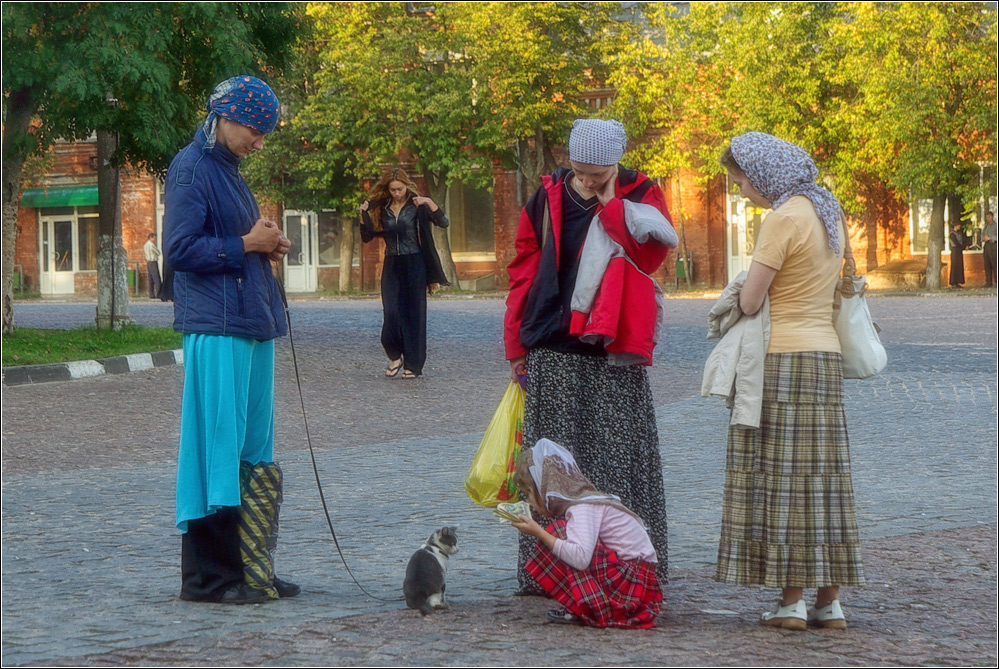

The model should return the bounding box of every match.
[358,200,369,213]
[595,165,619,206]
[412,195,438,211]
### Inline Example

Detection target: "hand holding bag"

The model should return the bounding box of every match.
[465,381,525,507]
[833,231,887,379]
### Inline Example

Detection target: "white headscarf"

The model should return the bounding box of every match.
[729,132,843,254]
[568,119,627,166]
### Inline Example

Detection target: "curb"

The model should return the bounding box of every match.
[2,349,184,387]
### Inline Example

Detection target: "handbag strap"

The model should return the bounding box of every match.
[837,209,863,298]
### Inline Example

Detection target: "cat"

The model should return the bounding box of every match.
[403,526,459,615]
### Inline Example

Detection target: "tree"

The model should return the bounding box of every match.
[2,2,299,332]
[609,2,997,287]
[828,2,997,288]
[449,2,634,194]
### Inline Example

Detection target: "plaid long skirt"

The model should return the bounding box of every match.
[526,520,663,629]
[715,352,866,588]
[517,348,669,590]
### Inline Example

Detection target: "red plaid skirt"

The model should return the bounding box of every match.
[525,519,663,629]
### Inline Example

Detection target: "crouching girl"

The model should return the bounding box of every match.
[511,439,663,628]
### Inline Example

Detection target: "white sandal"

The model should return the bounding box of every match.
[807,600,847,629]
[760,599,807,630]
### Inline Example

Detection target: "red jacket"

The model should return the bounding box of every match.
[504,167,671,361]
[567,199,674,366]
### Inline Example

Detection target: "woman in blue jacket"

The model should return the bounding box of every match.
[164,75,298,605]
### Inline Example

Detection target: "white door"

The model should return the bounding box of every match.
[283,210,318,293]
[40,218,76,294]
[725,180,769,282]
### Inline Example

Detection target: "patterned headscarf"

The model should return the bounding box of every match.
[525,439,641,521]
[729,132,842,254]
[568,119,628,166]
[202,75,280,150]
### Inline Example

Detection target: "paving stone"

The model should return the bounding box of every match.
[2,296,996,666]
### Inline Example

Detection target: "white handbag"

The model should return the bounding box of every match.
[833,234,887,379]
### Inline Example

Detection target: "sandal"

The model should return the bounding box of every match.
[760,599,807,631]
[400,370,418,379]
[385,360,403,377]
[807,600,847,629]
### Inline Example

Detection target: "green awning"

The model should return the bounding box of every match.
[20,185,99,208]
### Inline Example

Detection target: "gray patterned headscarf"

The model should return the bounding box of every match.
[730,132,842,254]
[568,119,627,166]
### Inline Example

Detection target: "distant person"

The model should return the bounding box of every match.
[143,232,162,299]
[716,132,865,631]
[164,75,298,604]
[359,168,450,379]
[983,211,996,288]
[949,222,966,288]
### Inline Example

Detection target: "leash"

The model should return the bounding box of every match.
[275,268,401,603]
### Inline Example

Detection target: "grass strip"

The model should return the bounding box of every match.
[2,325,182,367]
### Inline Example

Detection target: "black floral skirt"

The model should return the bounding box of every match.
[517,347,670,591]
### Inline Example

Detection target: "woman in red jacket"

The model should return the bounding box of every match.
[504,119,672,593]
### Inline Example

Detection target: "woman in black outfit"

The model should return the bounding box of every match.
[360,168,450,378]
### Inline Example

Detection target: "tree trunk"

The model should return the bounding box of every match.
[2,87,37,334]
[95,129,130,330]
[925,194,946,290]
[515,122,558,194]
[423,169,459,289]
[338,214,354,292]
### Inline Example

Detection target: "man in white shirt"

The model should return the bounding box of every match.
[143,232,162,298]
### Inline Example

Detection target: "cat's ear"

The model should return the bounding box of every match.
[446,525,458,536]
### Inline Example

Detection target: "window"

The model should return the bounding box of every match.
[317,210,360,267]
[38,205,101,273]
[446,177,495,258]
[909,198,961,255]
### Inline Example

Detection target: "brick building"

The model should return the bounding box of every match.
[12,139,995,298]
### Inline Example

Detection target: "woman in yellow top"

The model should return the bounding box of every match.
[716,132,865,630]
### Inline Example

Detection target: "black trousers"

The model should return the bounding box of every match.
[180,507,243,602]
[147,261,162,298]
[380,253,428,375]
[985,242,997,287]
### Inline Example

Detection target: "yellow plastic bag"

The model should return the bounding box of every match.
[465,381,525,507]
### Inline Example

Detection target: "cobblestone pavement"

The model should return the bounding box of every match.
[2,295,996,666]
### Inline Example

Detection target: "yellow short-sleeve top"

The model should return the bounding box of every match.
[751,196,844,354]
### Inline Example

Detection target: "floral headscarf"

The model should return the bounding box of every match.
[525,439,642,521]
[729,132,842,255]
[202,75,280,150]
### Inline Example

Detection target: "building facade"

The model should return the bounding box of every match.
[12,139,995,299]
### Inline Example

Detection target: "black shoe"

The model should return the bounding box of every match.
[218,582,273,604]
[546,607,580,624]
[273,577,301,598]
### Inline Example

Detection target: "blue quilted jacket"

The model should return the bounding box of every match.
[163,128,287,340]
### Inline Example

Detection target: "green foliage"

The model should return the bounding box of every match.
[245,2,640,211]
[2,325,182,366]
[828,2,997,206]
[2,2,302,173]
[607,1,997,215]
